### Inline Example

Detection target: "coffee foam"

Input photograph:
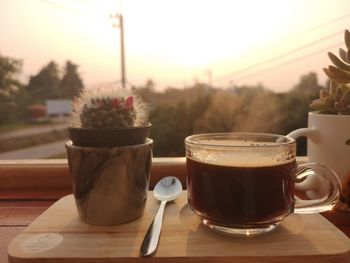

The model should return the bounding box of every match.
[196,139,280,147]
[189,149,295,168]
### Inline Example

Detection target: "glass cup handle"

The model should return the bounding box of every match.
[294,163,341,213]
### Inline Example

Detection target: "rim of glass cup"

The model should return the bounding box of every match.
[185,132,295,148]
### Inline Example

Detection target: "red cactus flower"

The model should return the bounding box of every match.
[125,96,134,109]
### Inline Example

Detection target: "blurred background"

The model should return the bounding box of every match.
[0,0,349,158]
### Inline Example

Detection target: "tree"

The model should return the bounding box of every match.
[277,72,323,155]
[0,53,23,124]
[133,79,157,106]
[149,95,211,157]
[60,61,84,99]
[290,72,323,99]
[232,88,282,133]
[187,94,211,134]
[26,61,61,103]
[149,105,177,156]
[194,90,243,132]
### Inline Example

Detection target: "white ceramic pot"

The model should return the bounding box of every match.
[288,112,350,205]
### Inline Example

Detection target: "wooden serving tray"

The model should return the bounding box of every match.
[8,191,350,263]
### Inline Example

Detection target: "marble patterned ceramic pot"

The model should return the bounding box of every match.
[65,139,153,225]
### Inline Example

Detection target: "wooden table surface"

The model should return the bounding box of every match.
[6,193,350,263]
[1,157,349,262]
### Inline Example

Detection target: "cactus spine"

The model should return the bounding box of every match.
[69,86,148,129]
[80,96,136,129]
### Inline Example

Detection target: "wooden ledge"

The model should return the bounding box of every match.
[0,157,308,200]
[0,158,187,200]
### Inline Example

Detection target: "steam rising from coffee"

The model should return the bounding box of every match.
[194,88,282,134]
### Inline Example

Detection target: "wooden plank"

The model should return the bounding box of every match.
[7,192,350,263]
[0,160,71,190]
[0,158,187,199]
[0,201,53,226]
[0,201,56,263]
[5,201,347,238]
[0,226,25,263]
[148,157,187,189]
[0,157,307,199]
[0,189,72,200]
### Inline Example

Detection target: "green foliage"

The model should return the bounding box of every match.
[0,53,24,124]
[193,91,238,132]
[0,53,22,87]
[60,61,84,99]
[150,96,211,156]
[0,54,325,157]
[13,85,31,121]
[26,60,84,103]
[280,72,321,132]
[134,82,216,108]
[276,73,321,155]
[0,54,85,124]
[150,105,181,156]
[140,74,323,157]
[26,61,61,103]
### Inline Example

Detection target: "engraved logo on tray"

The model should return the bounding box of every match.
[20,233,63,253]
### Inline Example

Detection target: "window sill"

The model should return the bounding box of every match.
[0,157,187,200]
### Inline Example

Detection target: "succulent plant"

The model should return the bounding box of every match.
[309,30,350,114]
[70,85,148,129]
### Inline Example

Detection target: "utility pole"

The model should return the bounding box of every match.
[111,13,126,89]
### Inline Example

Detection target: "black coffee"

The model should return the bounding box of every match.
[187,158,296,226]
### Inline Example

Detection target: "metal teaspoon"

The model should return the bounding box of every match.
[140,176,182,257]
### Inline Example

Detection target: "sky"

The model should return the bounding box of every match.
[0,0,349,92]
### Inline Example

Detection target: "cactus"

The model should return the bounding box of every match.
[80,96,136,129]
[309,30,350,114]
[69,85,148,129]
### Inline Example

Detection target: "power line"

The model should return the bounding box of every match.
[213,30,346,83]
[40,0,120,22]
[171,14,350,88]
[40,0,92,17]
[221,42,343,84]
[282,12,350,42]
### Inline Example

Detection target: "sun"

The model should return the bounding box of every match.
[122,0,297,70]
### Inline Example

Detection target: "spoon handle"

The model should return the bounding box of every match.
[140,200,167,257]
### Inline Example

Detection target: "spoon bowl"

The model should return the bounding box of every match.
[154,176,183,202]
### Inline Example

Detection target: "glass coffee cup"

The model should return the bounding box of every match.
[185,132,341,236]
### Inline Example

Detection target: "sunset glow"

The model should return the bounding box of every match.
[0,0,349,91]
[124,1,297,67]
